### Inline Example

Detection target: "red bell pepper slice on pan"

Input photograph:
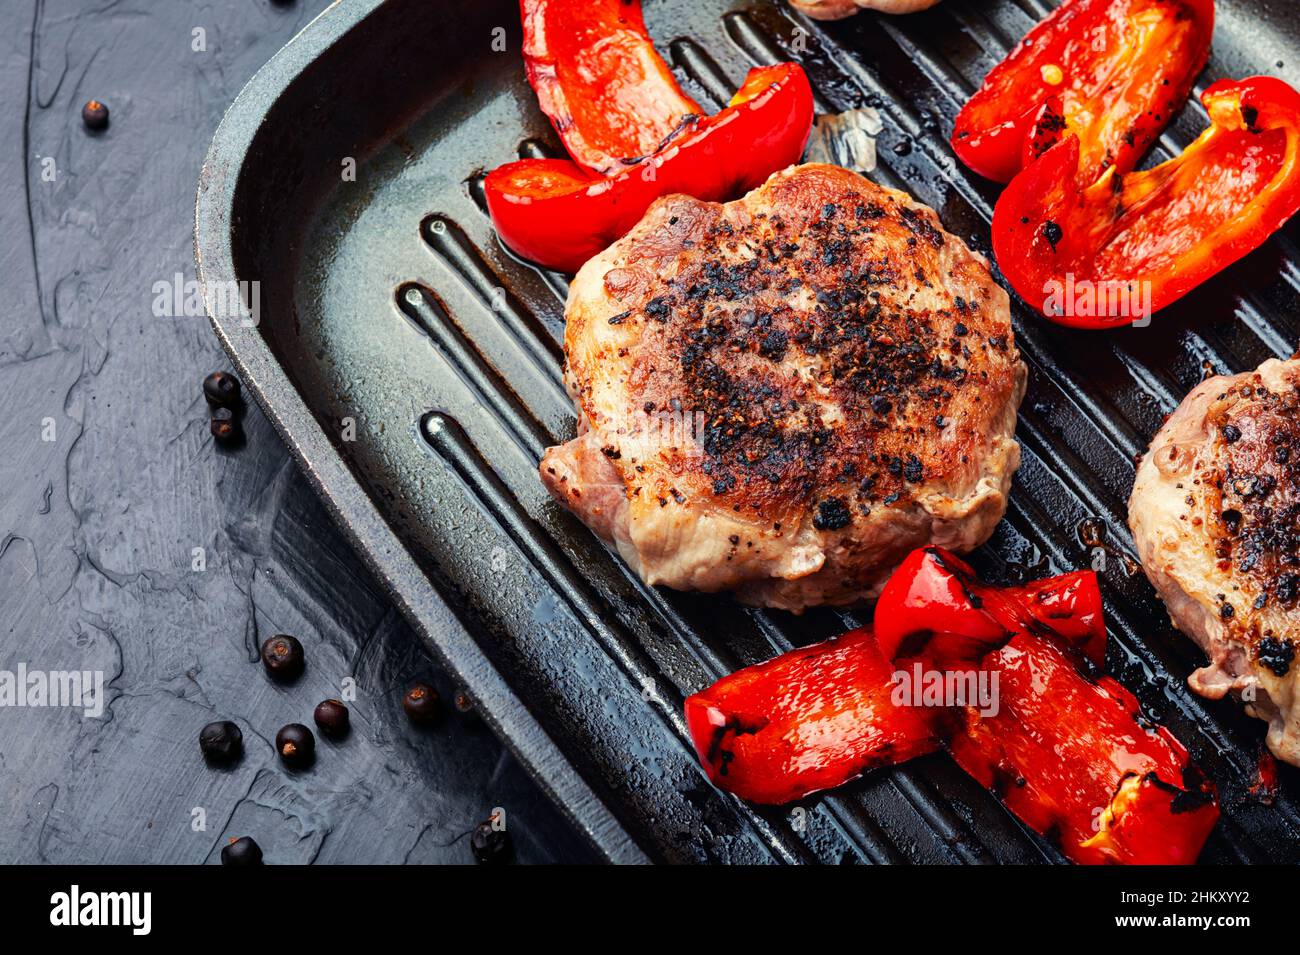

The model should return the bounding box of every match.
[685,553,1105,808]
[873,547,1107,669]
[948,632,1220,865]
[486,63,814,274]
[685,550,1219,863]
[993,76,1300,327]
[520,0,705,176]
[683,627,939,805]
[951,0,1214,184]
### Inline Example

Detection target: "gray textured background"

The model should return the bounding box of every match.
[0,0,593,864]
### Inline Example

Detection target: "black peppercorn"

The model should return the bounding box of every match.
[81,100,109,131]
[470,819,512,864]
[313,699,350,738]
[402,682,440,724]
[199,720,243,764]
[275,723,315,768]
[221,836,262,866]
[203,371,242,407]
[210,407,240,443]
[260,634,304,681]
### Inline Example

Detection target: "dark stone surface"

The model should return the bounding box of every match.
[1,0,593,864]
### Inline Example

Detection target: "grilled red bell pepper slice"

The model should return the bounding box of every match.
[949,632,1219,865]
[486,63,814,273]
[521,0,705,176]
[684,627,939,805]
[874,547,1106,669]
[685,552,1219,865]
[952,0,1213,184]
[993,76,1300,326]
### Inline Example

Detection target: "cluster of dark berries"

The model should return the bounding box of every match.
[203,631,498,862]
[204,371,244,444]
[257,635,343,769]
[200,634,351,863]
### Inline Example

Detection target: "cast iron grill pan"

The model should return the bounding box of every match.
[198,0,1300,863]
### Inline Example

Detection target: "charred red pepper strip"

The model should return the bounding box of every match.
[952,0,1213,184]
[486,63,813,273]
[685,551,1219,864]
[521,0,705,176]
[683,628,939,805]
[874,547,1106,669]
[993,76,1300,326]
[948,632,1219,865]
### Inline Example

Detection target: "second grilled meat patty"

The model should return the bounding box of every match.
[541,163,1025,611]
[1130,356,1300,765]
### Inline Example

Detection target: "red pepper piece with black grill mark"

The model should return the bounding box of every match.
[520,0,705,177]
[487,62,814,273]
[684,627,939,805]
[684,550,1106,807]
[684,548,1219,864]
[951,0,1214,184]
[993,76,1300,326]
[948,632,1220,865]
[873,546,1107,669]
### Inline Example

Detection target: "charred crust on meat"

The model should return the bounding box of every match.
[1205,377,1300,620]
[899,206,945,248]
[1257,636,1295,677]
[557,167,1020,591]
[758,328,789,361]
[813,497,852,531]
[603,182,1015,526]
[644,296,671,321]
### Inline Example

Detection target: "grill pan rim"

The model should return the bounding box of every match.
[194,0,650,865]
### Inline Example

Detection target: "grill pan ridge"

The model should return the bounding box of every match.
[196,0,1300,863]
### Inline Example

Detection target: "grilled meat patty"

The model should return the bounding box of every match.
[1130,356,1300,765]
[541,163,1025,612]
